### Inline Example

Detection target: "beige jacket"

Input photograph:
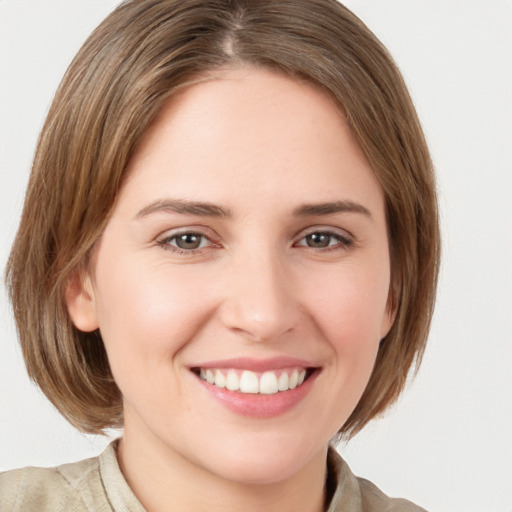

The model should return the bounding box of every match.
[0,443,426,511]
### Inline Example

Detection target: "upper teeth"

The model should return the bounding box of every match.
[198,368,307,394]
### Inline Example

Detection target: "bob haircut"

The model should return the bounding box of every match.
[6,0,439,438]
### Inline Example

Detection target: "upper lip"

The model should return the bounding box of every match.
[190,356,320,372]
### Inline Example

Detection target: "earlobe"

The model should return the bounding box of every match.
[380,296,398,339]
[381,277,400,338]
[65,270,99,332]
[380,306,396,339]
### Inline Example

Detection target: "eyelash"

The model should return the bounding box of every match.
[295,230,354,252]
[156,231,219,255]
[156,228,354,255]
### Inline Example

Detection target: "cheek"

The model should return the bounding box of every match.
[306,262,390,357]
[92,255,215,378]
[299,262,390,431]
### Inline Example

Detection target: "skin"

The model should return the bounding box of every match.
[66,67,394,512]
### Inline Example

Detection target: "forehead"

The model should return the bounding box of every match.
[119,66,383,216]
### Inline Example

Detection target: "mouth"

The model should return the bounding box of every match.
[189,358,321,417]
[191,366,318,395]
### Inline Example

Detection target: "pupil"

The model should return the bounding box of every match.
[177,234,201,249]
[307,233,330,248]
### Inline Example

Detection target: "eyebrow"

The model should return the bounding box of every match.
[293,200,372,218]
[135,199,232,219]
[135,198,371,220]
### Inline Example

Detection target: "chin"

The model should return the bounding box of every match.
[196,431,325,486]
[210,455,305,486]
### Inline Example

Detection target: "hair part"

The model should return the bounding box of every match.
[6,0,439,437]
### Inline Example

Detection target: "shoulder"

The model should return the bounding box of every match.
[357,476,427,512]
[0,453,109,512]
[327,448,428,512]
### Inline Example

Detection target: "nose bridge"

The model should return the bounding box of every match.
[219,242,298,342]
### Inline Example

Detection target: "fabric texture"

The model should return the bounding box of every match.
[0,442,426,511]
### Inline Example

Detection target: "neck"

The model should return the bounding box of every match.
[117,423,328,512]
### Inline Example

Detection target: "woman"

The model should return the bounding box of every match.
[1,0,439,510]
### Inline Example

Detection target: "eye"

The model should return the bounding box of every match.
[295,230,353,250]
[157,231,217,253]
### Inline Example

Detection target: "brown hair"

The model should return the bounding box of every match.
[5,0,439,437]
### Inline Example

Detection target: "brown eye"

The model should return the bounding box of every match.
[305,232,332,248]
[158,231,214,252]
[295,230,353,251]
[174,233,204,250]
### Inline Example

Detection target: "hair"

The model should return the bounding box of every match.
[5,0,439,438]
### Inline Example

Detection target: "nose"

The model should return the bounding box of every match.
[218,248,300,343]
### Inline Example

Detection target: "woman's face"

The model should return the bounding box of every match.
[68,67,393,484]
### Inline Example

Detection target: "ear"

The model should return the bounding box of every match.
[380,303,397,339]
[380,275,400,338]
[65,269,99,332]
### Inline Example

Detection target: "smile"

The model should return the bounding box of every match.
[191,358,320,417]
[197,367,309,394]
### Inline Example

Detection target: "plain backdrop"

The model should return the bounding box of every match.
[1,1,511,511]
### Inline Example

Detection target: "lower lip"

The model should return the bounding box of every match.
[194,370,319,418]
